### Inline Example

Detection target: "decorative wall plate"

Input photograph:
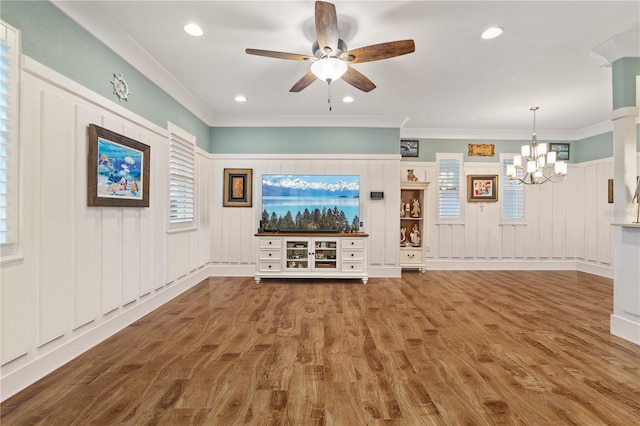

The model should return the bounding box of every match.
[110,73,130,102]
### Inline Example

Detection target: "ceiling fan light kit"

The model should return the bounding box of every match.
[310,57,347,82]
[245,0,415,102]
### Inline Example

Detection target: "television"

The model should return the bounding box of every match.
[261,174,360,232]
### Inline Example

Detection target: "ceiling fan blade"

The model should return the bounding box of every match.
[315,1,339,56]
[340,40,415,64]
[246,48,315,62]
[290,71,318,92]
[342,67,376,93]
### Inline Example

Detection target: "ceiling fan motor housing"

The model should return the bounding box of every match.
[312,39,348,59]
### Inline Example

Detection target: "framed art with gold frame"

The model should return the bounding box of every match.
[223,168,252,207]
[467,174,498,202]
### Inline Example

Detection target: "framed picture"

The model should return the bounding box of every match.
[87,124,150,207]
[224,168,252,207]
[549,143,570,161]
[608,179,614,204]
[400,139,419,157]
[467,174,499,202]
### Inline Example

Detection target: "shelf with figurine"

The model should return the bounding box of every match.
[400,177,429,271]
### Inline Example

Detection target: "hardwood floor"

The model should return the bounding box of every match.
[2,271,639,425]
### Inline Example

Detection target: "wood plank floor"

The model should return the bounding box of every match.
[2,271,639,425]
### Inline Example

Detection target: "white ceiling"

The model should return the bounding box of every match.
[54,1,640,139]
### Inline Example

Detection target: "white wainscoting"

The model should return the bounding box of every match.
[0,58,213,401]
[207,154,402,278]
[403,156,639,277]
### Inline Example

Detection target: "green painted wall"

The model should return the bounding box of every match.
[398,138,573,163]
[1,0,210,150]
[210,127,400,154]
[574,132,613,163]
[612,58,640,110]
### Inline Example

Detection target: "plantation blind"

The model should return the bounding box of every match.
[169,128,195,228]
[436,153,462,220]
[0,21,19,246]
[501,156,525,221]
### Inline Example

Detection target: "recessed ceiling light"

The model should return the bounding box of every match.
[235,95,247,102]
[481,27,503,40]
[342,96,354,103]
[184,23,203,37]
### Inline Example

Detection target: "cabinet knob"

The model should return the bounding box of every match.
[350,265,354,269]
[350,253,354,257]
[268,265,272,268]
[268,253,272,257]
[268,241,272,245]
[351,241,355,245]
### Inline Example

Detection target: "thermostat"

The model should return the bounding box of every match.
[370,191,384,200]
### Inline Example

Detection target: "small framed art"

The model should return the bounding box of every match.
[223,168,252,207]
[400,140,419,157]
[467,175,499,202]
[549,143,570,161]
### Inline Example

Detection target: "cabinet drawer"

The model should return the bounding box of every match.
[401,249,422,264]
[259,249,281,260]
[342,250,364,261]
[260,238,282,249]
[259,261,282,272]
[342,262,364,273]
[342,239,364,249]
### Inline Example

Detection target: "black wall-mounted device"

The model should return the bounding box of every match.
[370,191,384,200]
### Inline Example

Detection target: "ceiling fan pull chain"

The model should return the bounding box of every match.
[328,80,332,111]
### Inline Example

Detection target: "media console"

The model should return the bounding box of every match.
[254,232,369,284]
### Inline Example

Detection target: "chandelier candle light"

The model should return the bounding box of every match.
[507,107,567,185]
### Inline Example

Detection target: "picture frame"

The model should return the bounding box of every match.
[608,179,614,204]
[223,168,252,207]
[467,174,499,202]
[87,124,150,207]
[549,142,570,161]
[400,139,419,157]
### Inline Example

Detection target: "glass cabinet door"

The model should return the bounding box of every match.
[314,240,337,269]
[285,240,309,270]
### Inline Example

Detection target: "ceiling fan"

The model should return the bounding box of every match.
[245,1,415,93]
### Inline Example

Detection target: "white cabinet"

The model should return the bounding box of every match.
[400,181,430,271]
[255,233,368,284]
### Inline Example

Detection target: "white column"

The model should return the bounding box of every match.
[611,107,639,223]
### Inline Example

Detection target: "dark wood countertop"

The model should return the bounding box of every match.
[255,232,369,237]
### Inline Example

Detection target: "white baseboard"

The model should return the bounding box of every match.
[424,259,613,278]
[0,267,211,402]
[610,314,640,345]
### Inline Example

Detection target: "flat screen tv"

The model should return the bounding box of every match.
[261,174,360,232]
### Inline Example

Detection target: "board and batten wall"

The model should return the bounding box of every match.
[403,155,640,276]
[207,155,401,278]
[0,57,214,401]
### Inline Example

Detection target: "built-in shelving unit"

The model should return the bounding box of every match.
[400,181,430,271]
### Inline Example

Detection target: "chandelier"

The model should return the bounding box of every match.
[507,107,567,185]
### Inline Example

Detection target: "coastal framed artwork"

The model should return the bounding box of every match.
[400,139,419,158]
[549,143,570,161]
[87,124,150,207]
[224,168,252,207]
[467,174,499,202]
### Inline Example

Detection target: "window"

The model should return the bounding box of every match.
[501,154,525,221]
[1,21,20,258]
[168,122,196,231]
[436,153,462,220]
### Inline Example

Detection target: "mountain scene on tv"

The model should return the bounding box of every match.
[262,174,360,231]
